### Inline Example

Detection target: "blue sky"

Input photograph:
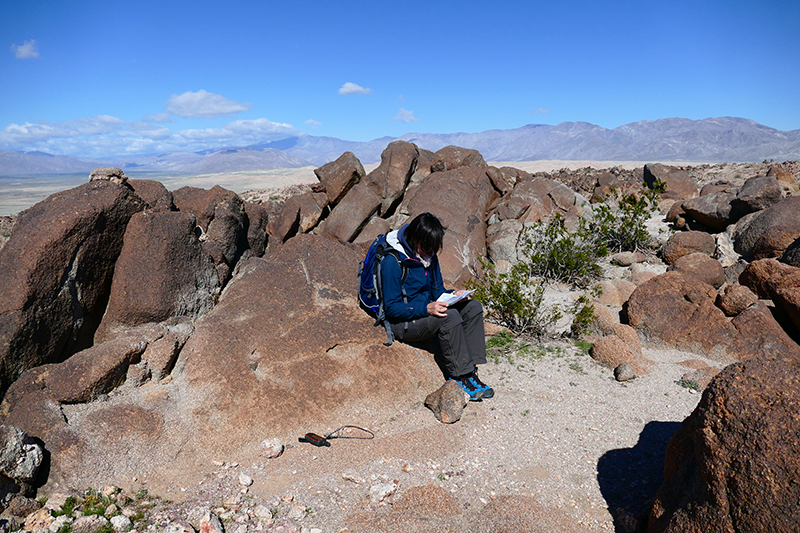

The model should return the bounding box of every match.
[1,0,799,158]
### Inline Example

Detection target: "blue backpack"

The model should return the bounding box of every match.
[358,234,408,345]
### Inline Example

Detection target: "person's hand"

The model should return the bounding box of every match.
[454,289,470,298]
[427,301,448,317]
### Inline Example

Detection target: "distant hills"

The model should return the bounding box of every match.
[2,117,799,176]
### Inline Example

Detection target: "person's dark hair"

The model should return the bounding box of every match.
[406,212,444,256]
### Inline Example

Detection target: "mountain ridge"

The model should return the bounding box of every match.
[2,116,799,176]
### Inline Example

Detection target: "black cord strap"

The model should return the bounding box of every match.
[324,425,375,440]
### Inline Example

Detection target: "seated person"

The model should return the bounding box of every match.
[380,212,494,401]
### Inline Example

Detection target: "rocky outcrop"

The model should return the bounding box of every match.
[0,181,146,397]
[739,258,800,332]
[649,354,800,533]
[171,185,250,282]
[661,231,716,265]
[733,195,800,260]
[94,211,221,343]
[666,252,725,289]
[313,151,365,206]
[400,167,497,284]
[624,272,800,362]
[643,164,698,201]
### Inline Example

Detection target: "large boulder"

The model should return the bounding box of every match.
[729,175,783,217]
[624,272,800,362]
[94,211,221,343]
[267,191,329,244]
[430,145,487,173]
[171,234,443,454]
[681,190,737,231]
[318,183,381,243]
[1,235,443,492]
[365,140,420,216]
[648,354,800,533]
[666,253,725,289]
[739,258,800,332]
[127,179,174,211]
[313,151,365,206]
[733,195,800,260]
[0,181,145,397]
[401,167,497,284]
[643,164,699,201]
[171,185,249,279]
[661,231,716,265]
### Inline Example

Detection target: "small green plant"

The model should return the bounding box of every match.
[678,378,701,391]
[437,472,447,481]
[574,339,593,355]
[53,497,77,517]
[569,362,587,374]
[466,258,562,337]
[520,214,606,287]
[522,409,530,416]
[570,289,600,338]
[591,180,664,253]
[54,524,72,533]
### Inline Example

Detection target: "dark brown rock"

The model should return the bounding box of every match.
[243,201,268,257]
[313,151,365,206]
[661,231,716,264]
[365,140,419,215]
[94,210,220,343]
[681,190,737,231]
[667,253,725,289]
[624,272,738,361]
[715,284,758,316]
[319,183,381,243]
[0,181,145,397]
[739,258,800,331]
[738,257,787,298]
[485,166,524,195]
[172,185,249,271]
[649,355,800,533]
[43,332,150,404]
[401,167,497,284]
[730,175,783,217]
[267,191,329,244]
[128,179,174,210]
[424,380,467,424]
[734,195,800,260]
[430,145,486,173]
[767,163,799,194]
[643,164,699,201]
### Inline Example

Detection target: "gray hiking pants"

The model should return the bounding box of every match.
[390,299,487,378]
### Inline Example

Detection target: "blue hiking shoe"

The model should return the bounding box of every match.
[449,374,485,401]
[468,370,494,399]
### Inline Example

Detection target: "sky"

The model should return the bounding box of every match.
[1,0,799,159]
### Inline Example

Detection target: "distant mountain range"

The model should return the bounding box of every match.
[2,117,799,176]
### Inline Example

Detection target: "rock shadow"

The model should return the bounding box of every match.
[597,420,682,532]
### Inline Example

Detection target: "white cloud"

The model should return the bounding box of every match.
[531,107,550,114]
[392,108,419,123]
[166,90,251,118]
[0,111,300,158]
[11,40,39,59]
[142,112,174,123]
[305,119,322,128]
[338,82,372,95]
[0,115,124,144]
